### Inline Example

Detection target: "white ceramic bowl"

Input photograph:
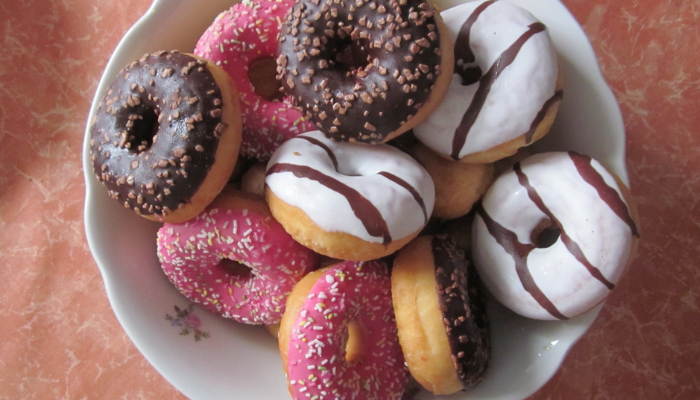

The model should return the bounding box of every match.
[83,0,627,399]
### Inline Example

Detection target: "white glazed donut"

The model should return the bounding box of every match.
[472,152,640,320]
[414,0,562,163]
[265,130,435,261]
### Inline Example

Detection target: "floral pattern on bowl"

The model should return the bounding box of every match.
[166,304,210,341]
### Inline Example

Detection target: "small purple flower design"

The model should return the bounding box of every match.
[165,304,210,341]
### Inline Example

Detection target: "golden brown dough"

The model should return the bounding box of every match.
[411,142,495,220]
[392,235,490,394]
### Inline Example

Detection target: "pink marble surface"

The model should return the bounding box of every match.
[0,0,698,399]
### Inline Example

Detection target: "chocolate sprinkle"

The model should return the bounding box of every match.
[277,0,442,143]
[89,51,225,217]
[432,234,490,390]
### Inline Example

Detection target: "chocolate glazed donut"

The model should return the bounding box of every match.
[276,0,453,143]
[432,234,490,390]
[391,234,489,394]
[90,51,241,223]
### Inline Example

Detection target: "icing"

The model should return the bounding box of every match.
[276,0,443,143]
[285,260,407,400]
[472,152,638,320]
[157,191,318,324]
[431,235,490,389]
[414,0,560,159]
[90,51,226,217]
[265,131,434,244]
[194,0,314,161]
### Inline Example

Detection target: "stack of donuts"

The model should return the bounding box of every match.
[88,0,640,398]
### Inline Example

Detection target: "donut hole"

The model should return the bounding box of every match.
[455,62,483,86]
[531,219,561,249]
[248,57,283,102]
[219,257,252,280]
[341,320,364,365]
[335,162,364,177]
[339,168,362,177]
[334,39,371,75]
[123,105,159,153]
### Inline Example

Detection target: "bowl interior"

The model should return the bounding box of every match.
[83,0,626,399]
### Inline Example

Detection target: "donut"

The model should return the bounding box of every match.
[240,162,267,196]
[90,50,242,223]
[194,0,315,161]
[229,155,256,185]
[472,152,640,320]
[265,323,280,339]
[492,147,533,176]
[275,0,454,144]
[265,130,435,261]
[279,260,408,400]
[392,235,490,394]
[156,188,319,324]
[436,212,475,258]
[408,140,495,220]
[414,0,563,163]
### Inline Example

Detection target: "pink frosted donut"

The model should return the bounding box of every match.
[157,189,318,324]
[194,0,314,161]
[279,260,408,400]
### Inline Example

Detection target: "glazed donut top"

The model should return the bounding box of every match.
[475,152,639,320]
[193,0,316,162]
[265,131,434,244]
[286,260,407,400]
[414,0,560,159]
[276,0,442,143]
[90,51,226,217]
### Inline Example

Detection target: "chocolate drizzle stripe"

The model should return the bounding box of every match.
[476,203,568,320]
[513,162,616,290]
[267,163,392,245]
[454,0,496,85]
[377,171,428,223]
[297,135,339,171]
[524,90,563,143]
[451,22,546,160]
[569,152,640,237]
[293,135,428,225]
